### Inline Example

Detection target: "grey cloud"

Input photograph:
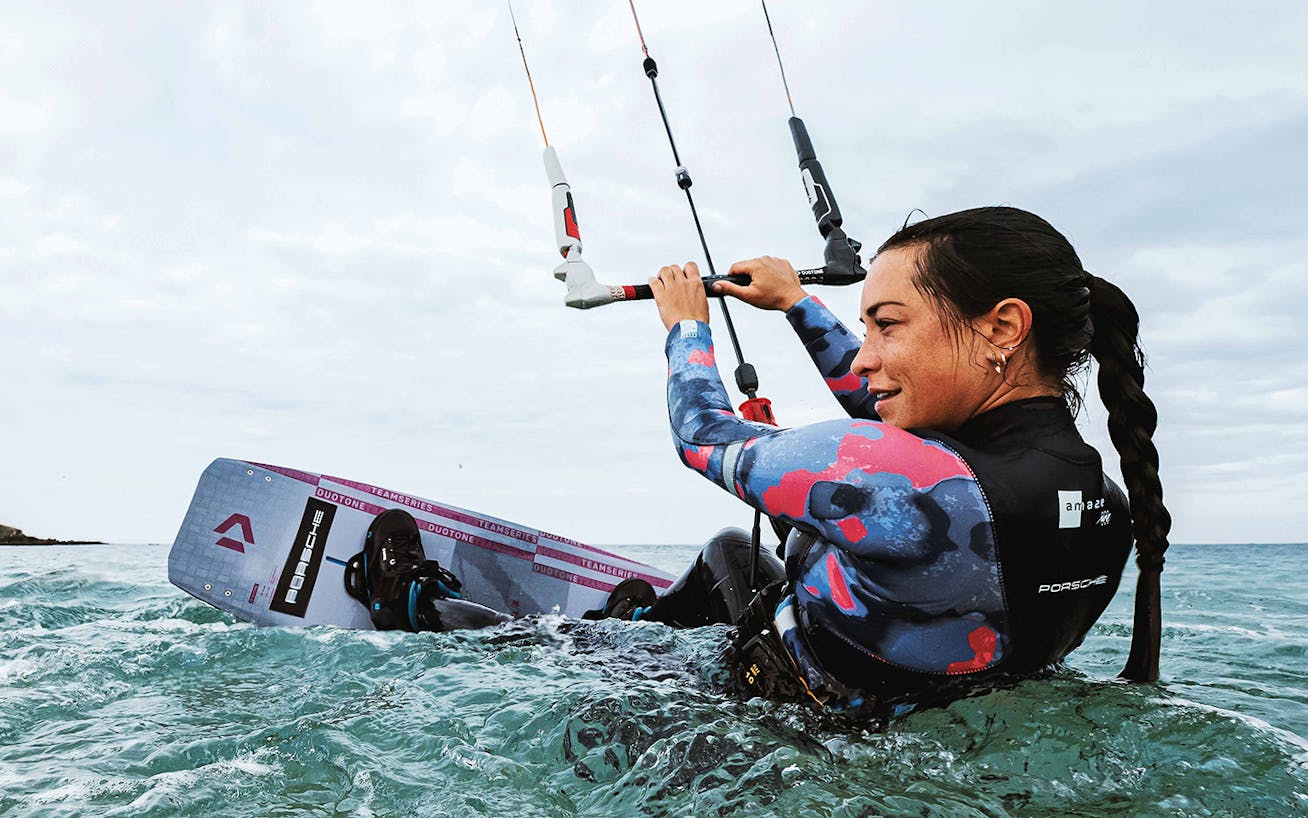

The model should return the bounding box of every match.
[2,1,1304,544]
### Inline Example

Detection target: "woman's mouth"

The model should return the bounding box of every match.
[870,389,900,409]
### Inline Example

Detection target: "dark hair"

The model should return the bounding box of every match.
[879,206,1171,682]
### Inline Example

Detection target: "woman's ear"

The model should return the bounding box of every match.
[980,298,1034,349]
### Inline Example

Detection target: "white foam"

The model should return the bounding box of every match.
[0,658,36,682]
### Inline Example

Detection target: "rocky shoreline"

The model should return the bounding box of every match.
[0,523,104,546]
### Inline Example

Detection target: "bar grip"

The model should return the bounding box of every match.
[622,273,752,301]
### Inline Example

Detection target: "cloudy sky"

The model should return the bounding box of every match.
[2,1,1305,546]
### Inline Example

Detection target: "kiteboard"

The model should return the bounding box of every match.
[168,458,674,628]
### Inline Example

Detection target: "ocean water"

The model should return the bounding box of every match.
[1,543,1305,818]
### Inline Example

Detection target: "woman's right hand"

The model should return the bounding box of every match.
[713,256,808,312]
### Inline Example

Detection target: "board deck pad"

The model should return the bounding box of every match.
[169,458,674,629]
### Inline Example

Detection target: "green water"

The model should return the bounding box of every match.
[2,543,1306,817]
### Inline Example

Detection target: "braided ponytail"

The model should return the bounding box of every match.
[1087,275,1172,682]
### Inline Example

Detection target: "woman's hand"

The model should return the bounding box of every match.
[713,256,808,311]
[650,262,711,331]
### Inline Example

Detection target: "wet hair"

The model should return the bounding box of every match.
[878,206,1171,682]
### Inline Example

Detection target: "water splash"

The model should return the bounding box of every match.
[1,544,1306,817]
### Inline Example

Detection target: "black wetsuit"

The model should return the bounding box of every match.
[648,298,1133,708]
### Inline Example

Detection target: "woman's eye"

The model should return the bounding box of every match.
[874,318,897,330]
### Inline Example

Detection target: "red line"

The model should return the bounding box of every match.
[627,0,650,57]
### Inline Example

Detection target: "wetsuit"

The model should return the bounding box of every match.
[652,296,1133,708]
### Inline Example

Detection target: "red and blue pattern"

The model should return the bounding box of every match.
[665,307,1006,691]
[786,296,880,419]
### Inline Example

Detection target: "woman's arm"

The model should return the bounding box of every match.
[656,269,1004,679]
[667,319,974,560]
[784,296,880,420]
[711,257,878,420]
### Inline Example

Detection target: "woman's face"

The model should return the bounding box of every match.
[850,246,993,431]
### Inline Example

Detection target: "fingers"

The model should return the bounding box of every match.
[717,255,806,311]
[652,263,701,294]
[653,261,710,330]
[728,255,788,272]
[650,264,680,297]
[654,263,697,283]
[712,280,745,299]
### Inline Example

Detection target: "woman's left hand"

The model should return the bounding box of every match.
[650,262,710,331]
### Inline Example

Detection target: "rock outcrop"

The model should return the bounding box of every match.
[0,524,104,545]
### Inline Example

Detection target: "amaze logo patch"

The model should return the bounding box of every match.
[1058,490,1107,529]
[270,498,336,618]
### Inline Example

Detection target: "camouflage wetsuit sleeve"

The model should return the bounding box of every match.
[665,319,1006,700]
[784,295,879,420]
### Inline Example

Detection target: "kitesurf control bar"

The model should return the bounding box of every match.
[530,5,864,310]
[549,74,866,307]
[617,267,840,302]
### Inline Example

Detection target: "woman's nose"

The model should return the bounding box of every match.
[850,341,881,378]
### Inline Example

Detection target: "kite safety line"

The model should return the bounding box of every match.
[625,0,715,283]
[625,0,769,415]
[760,0,796,118]
[758,0,865,287]
[626,0,781,586]
[629,0,651,58]
[508,1,550,148]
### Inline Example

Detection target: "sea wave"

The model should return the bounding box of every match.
[2,544,1306,818]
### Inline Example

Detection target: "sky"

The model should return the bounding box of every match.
[2,1,1305,546]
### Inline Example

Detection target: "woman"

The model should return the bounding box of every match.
[629,206,1170,712]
